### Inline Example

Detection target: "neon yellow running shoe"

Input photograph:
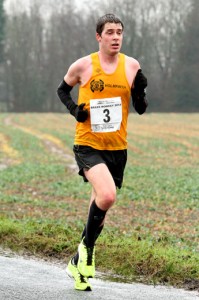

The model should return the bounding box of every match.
[77,239,95,278]
[66,259,92,291]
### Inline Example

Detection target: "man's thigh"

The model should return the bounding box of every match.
[84,163,116,193]
[84,163,116,210]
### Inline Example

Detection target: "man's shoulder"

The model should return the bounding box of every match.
[75,54,92,65]
[124,54,140,68]
[73,54,92,71]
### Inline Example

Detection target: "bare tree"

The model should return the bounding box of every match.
[1,0,194,112]
[4,8,46,111]
[171,0,199,111]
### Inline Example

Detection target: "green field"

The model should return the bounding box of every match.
[0,113,198,289]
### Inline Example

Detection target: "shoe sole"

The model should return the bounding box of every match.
[66,267,73,279]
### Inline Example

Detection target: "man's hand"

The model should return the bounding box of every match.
[132,69,148,115]
[74,103,88,122]
[134,69,147,92]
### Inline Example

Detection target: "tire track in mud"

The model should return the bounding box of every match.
[3,115,77,172]
[0,132,22,170]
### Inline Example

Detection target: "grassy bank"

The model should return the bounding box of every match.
[0,113,198,289]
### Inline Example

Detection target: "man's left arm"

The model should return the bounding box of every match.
[131,69,148,115]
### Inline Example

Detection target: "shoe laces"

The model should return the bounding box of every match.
[72,260,87,283]
[79,273,87,283]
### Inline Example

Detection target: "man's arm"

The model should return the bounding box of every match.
[57,61,88,122]
[132,69,148,115]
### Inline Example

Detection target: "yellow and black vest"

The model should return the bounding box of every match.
[74,52,131,150]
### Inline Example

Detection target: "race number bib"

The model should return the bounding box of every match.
[90,97,122,132]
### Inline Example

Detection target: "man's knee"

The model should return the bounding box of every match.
[97,188,116,210]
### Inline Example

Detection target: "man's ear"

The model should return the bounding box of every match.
[96,32,101,42]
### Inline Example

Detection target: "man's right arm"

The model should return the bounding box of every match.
[57,62,88,122]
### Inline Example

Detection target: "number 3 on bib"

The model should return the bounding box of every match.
[90,97,122,132]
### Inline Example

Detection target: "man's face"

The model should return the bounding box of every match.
[96,22,123,55]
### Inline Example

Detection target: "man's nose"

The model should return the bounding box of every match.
[113,33,119,39]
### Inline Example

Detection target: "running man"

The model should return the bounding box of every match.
[57,13,148,291]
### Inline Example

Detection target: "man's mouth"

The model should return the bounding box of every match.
[112,43,119,47]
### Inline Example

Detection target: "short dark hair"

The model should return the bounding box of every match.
[96,13,124,35]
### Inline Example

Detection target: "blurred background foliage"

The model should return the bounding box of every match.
[0,0,198,112]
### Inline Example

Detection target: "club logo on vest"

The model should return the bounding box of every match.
[90,79,104,92]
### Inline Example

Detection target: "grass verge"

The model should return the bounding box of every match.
[0,113,198,290]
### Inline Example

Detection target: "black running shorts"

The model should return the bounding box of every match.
[73,145,127,189]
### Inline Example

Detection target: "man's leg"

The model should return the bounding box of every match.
[77,163,116,277]
[84,187,105,243]
[85,163,117,210]
[72,187,104,264]
[84,163,116,246]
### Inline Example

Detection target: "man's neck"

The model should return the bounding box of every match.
[97,51,119,74]
[98,51,119,64]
